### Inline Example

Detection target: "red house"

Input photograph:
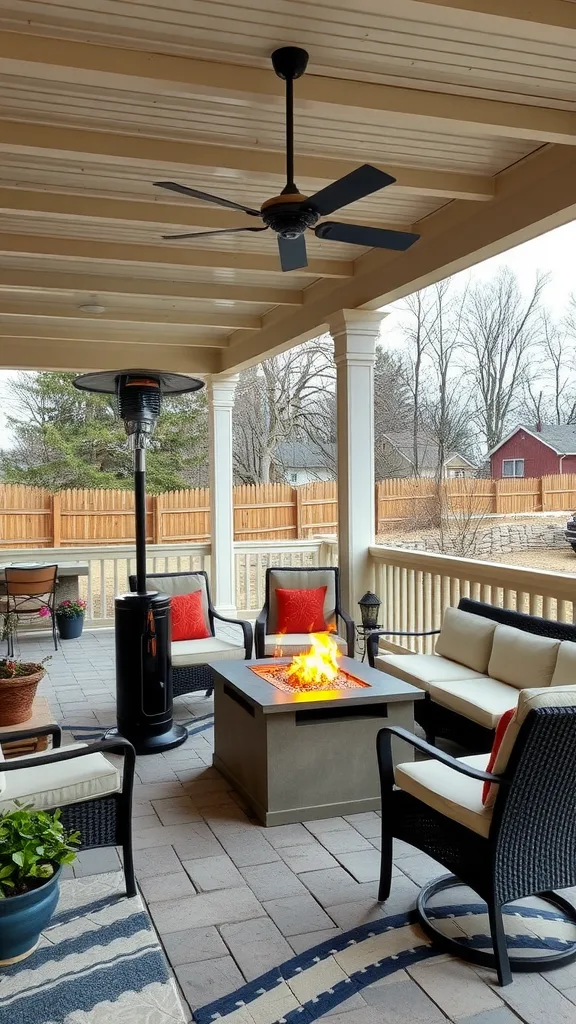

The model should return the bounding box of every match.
[490,425,576,479]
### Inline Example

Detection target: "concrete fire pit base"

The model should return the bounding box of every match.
[211,657,423,826]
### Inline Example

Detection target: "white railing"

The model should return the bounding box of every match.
[369,545,576,654]
[0,540,336,627]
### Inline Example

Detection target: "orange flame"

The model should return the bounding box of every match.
[286,632,340,687]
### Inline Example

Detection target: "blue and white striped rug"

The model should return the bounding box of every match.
[0,871,187,1024]
[193,895,576,1024]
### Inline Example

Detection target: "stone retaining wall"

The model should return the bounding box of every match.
[383,521,569,558]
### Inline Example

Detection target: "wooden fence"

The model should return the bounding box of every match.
[0,475,574,548]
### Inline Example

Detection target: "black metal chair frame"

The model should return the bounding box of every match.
[367,597,576,750]
[377,706,576,987]
[4,564,59,657]
[255,565,355,659]
[0,724,136,897]
[129,570,253,697]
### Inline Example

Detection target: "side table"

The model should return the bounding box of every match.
[0,697,54,757]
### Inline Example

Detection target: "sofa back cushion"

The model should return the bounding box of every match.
[551,640,576,687]
[434,607,497,673]
[487,624,560,690]
[483,684,576,807]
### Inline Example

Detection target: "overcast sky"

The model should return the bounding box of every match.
[1,217,576,448]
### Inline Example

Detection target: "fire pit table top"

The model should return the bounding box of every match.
[209,656,424,714]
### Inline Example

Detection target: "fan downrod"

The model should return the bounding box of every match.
[271,47,309,81]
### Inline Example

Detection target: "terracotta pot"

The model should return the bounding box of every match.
[0,669,45,726]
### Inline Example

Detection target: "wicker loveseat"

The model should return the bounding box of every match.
[129,570,252,697]
[368,598,576,748]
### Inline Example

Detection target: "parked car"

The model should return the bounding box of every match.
[565,513,576,552]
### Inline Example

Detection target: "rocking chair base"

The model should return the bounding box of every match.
[417,875,576,975]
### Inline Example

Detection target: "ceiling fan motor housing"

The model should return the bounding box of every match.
[260,193,319,238]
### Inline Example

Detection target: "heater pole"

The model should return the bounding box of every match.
[134,446,147,594]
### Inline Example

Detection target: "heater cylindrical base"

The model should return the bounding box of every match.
[114,591,187,754]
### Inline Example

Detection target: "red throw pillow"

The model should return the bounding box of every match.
[275,585,327,634]
[482,707,515,806]
[171,591,210,642]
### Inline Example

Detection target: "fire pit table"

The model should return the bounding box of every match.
[212,655,424,826]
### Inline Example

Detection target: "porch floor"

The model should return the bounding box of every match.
[9,629,576,1024]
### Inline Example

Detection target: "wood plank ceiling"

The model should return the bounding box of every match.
[1,1,576,375]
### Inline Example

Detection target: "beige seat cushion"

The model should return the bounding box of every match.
[435,608,497,674]
[172,636,246,667]
[264,633,348,657]
[375,653,484,692]
[488,624,559,690]
[0,742,120,812]
[395,753,492,838]
[428,677,518,730]
[551,641,576,687]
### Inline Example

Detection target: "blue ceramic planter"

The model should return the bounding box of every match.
[57,614,84,640]
[0,866,61,965]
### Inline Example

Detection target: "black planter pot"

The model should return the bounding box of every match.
[57,614,84,640]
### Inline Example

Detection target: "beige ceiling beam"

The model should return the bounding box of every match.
[221,145,576,371]
[0,269,302,306]
[0,302,261,331]
[402,0,576,34]
[0,234,349,279]
[3,33,573,148]
[0,188,418,235]
[0,337,221,374]
[0,122,492,202]
[0,323,230,348]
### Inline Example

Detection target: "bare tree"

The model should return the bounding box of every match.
[400,289,437,474]
[233,337,335,484]
[461,267,547,450]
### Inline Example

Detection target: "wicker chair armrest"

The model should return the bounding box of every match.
[212,611,253,658]
[367,629,440,667]
[0,722,62,748]
[337,607,355,658]
[377,725,505,785]
[255,608,267,658]
[0,736,135,773]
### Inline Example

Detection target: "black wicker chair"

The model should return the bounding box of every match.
[0,724,136,896]
[368,598,576,750]
[255,565,354,659]
[129,570,252,697]
[376,702,576,987]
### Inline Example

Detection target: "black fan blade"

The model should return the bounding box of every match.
[153,181,261,217]
[162,227,268,240]
[278,234,308,272]
[307,165,396,217]
[315,221,419,251]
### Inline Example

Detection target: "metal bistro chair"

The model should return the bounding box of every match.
[376,685,576,987]
[3,565,59,656]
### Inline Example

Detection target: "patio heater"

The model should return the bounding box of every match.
[73,370,204,753]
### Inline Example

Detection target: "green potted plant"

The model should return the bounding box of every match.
[56,598,87,640]
[0,804,79,965]
[0,656,50,727]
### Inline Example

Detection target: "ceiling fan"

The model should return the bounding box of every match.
[153,47,420,272]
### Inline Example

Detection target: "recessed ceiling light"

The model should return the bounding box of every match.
[78,303,107,314]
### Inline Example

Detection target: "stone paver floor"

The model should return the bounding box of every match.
[8,629,576,1024]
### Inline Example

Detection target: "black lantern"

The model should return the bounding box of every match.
[358,591,381,630]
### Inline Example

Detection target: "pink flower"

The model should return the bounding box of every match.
[38,606,51,618]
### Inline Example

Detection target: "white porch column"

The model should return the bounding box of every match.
[207,374,239,616]
[329,310,387,619]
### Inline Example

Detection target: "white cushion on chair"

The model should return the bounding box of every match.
[395,753,492,838]
[434,608,497,674]
[172,636,246,667]
[374,653,483,691]
[428,677,519,730]
[550,641,576,687]
[488,624,559,690]
[264,633,348,657]
[0,742,121,812]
